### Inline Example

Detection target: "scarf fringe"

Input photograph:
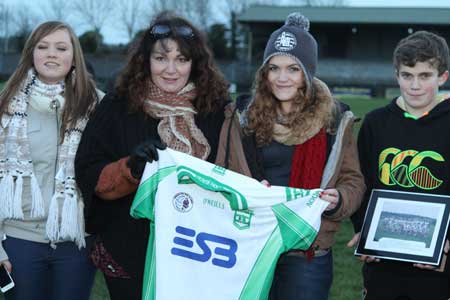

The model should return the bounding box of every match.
[59,192,78,241]
[13,175,24,219]
[75,201,86,249]
[46,193,60,242]
[0,175,15,218]
[45,192,85,249]
[30,175,45,218]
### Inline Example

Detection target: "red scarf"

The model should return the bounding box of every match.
[289,128,327,190]
[288,128,327,260]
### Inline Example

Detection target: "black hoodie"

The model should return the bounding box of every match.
[352,96,450,277]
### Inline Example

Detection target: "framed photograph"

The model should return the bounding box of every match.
[355,189,450,265]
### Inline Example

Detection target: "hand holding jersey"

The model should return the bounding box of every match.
[262,179,339,211]
[127,139,166,179]
[320,189,340,211]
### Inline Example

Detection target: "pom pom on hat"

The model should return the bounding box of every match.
[285,12,310,32]
[263,11,318,99]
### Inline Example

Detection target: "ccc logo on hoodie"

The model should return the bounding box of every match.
[378,147,444,190]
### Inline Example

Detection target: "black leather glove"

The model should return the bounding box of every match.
[127,139,166,180]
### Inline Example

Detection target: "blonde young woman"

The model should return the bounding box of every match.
[242,13,365,300]
[0,21,102,300]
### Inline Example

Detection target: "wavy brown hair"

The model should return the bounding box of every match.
[116,11,229,114]
[0,21,99,133]
[244,64,332,146]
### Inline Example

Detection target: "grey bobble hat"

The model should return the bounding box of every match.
[263,12,318,86]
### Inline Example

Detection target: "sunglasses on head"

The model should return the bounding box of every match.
[149,24,194,38]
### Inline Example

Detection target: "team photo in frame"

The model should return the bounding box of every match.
[355,189,450,266]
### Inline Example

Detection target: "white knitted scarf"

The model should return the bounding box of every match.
[0,69,88,248]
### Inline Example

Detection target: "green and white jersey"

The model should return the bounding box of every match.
[130,149,328,300]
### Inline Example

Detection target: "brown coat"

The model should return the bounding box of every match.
[242,80,365,250]
[215,102,251,176]
[315,110,365,249]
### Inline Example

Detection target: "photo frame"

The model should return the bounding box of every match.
[355,189,450,266]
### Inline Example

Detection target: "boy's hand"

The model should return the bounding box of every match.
[347,232,380,263]
[413,239,449,271]
[346,232,360,248]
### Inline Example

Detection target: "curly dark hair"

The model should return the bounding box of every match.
[393,31,450,75]
[115,11,229,114]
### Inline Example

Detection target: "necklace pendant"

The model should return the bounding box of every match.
[50,99,60,110]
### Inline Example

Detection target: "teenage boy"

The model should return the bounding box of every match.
[349,31,450,300]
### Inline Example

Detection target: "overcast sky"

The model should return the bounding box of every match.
[3,0,450,44]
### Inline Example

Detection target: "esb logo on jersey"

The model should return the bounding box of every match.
[170,226,238,268]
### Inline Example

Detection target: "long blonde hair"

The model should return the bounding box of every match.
[0,21,98,132]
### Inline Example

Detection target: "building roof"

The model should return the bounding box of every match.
[238,5,450,25]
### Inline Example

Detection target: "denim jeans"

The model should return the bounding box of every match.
[269,249,333,300]
[2,236,96,300]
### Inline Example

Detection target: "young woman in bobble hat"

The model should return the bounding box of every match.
[242,12,365,300]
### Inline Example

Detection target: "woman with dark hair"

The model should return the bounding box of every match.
[75,11,250,299]
[0,21,101,300]
[242,12,365,300]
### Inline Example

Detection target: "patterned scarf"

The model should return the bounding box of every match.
[142,81,210,160]
[0,69,90,248]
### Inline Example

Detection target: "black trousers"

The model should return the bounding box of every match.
[363,263,450,300]
[104,274,143,300]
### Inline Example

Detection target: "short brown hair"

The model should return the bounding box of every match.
[393,31,450,75]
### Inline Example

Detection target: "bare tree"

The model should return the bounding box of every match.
[14,5,39,37]
[0,3,12,53]
[117,0,143,40]
[144,0,212,30]
[10,4,40,51]
[142,0,177,25]
[303,0,346,6]
[149,0,178,12]
[191,0,210,30]
[223,0,274,59]
[40,0,71,21]
[72,0,113,34]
